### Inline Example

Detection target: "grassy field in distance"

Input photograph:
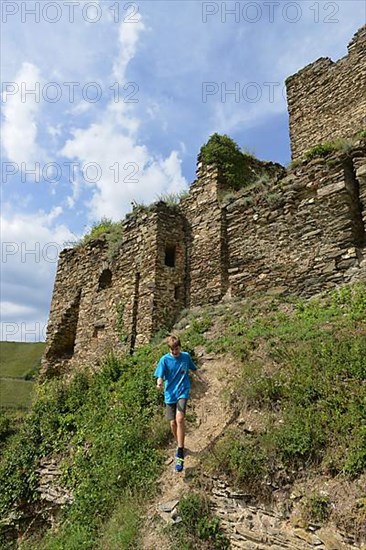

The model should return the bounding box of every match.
[0,341,45,409]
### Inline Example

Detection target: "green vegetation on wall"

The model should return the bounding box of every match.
[200,133,258,191]
[302,129,366,162]
[76,217,124,260]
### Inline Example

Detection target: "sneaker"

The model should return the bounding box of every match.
[175,455,184,473]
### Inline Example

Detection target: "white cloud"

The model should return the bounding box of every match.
[0,302,38,317]
[61,112,187,220]
[113,17,146,81]
[1,62,46,166]
[66,175,82,209]
[47,124,63,138]
[68,100,94,115]
[60,15,187,221]
[0,208,76,341]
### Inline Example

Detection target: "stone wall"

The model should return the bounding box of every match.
[209,478,361,549]
[42,203,184,374]
[42,27,366,376]
[225,142,366,299]
[153,204,187,333]
[181,163,228,307]
[286,25,366,160]
[180,157,285,308]
[43,141,366,375]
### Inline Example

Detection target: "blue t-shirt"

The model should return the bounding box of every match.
[154,351,197,404]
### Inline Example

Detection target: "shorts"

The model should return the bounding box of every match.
[165,398,187,420]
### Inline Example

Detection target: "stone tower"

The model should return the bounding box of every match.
[286,25,366,160]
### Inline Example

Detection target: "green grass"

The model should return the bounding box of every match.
[167,493,229,549]
[94,492,143,550]
[1,284,365,546]
[0,342,45,411]
[0,379,34,409]
[0,342,45,379]
[205,285,366,477]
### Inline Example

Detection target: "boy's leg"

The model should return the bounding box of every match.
[176,398,187,449]
[175,400,187,473]
[170,419,177,442]
[176,410,185,449]
[166,403,178,442]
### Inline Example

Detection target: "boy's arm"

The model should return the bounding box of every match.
[154,356,165,390]
[187,355,207,384]
[194,369,207,384]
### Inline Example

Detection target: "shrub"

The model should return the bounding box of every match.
[0,413,12,443]
[208,430,268,489]
[301,493,331,524]
[273,407,326,465]
[304,138,351,161]
[75,218,124,260]
[200,133,258,191]
[80,217,115,244]
[342,425,366,477]
[174,493,229,549]
[265,192,283,208]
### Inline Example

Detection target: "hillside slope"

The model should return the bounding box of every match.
[141,285,366,549]
[0,285,365,549]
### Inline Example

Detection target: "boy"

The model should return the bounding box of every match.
[155,335,205,473]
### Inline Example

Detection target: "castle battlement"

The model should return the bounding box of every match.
[286,25,366,160]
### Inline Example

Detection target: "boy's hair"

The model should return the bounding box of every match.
[166,334,181,349]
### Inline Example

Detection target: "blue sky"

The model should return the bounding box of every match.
[1,0,365,341]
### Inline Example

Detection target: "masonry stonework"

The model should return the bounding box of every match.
[43,203,187,374]
[42,27,366,376]
[286,25,366,160]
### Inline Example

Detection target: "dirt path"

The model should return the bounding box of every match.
[141,357,235,549]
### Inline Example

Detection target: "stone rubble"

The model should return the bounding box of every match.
[209,479,361,550]
[35,457,73,506]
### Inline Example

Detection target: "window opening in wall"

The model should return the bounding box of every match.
[344,159,365,247]
[174,285,180,300]
[165,244,176,267]
[98,268,112,291]
[93,322,105,338]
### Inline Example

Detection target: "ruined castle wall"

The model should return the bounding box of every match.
[181,164,228,307]
[42,240,108,373]
[43,144,366,375]
[286,25,366,160]
[153,205,187,334]
[111,211,159,350]
[225,144,366,298]
[42,210,160,374]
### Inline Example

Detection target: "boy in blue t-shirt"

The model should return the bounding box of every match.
[155,334,205,472]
